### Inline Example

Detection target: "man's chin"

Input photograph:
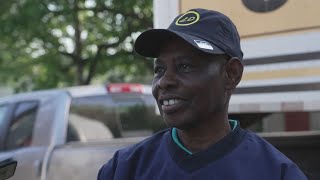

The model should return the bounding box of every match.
[164,119,195,130]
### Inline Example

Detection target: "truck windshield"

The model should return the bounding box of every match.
[68,94,164,141]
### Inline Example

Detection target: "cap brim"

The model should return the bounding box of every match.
[134,29,225,58]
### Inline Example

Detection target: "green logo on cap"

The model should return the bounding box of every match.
[175,11,200,26]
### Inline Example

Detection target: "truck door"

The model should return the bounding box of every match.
[0,101,45,180]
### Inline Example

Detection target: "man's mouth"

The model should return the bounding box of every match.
[162,99,182,106]
[159,96,188,114]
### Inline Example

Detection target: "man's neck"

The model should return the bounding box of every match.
[176,118,231,154]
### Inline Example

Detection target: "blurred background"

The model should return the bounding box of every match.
[0,0,320,179]
[0,0,154,93]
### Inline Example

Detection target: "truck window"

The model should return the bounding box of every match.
[69,94,164,141]
[69,95,120,140]
[116,99,155,137]
[112,94,166,134]
[5,101,38,150]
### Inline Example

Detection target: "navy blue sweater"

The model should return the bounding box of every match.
[98,122,307,180]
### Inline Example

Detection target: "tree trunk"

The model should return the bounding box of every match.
[72,0,85,85]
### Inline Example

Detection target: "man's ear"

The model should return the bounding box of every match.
[225,57,243,90]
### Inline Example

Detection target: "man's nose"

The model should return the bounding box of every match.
[158,70,178,90]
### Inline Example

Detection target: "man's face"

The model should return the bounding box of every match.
[152,38,228,129]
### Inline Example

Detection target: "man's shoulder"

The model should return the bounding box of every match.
[243,131,294,163]
[97,129,172,179]
[240,131,307,179]
[116,128,171,159]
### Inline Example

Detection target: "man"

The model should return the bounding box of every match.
[98,8,307,180]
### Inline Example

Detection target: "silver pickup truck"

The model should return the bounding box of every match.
[0,83,163,180]
[1,83,319,179]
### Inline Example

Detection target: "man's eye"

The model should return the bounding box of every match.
[178,64,191,72]
[154,67,165,76]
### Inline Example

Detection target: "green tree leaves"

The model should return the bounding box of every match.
[0,0,153,92]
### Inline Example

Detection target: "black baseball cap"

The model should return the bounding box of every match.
[134,8,243,60]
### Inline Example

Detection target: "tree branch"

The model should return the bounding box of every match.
[84,36,127,84]
[59,51,75,59]
[59,51,83,63]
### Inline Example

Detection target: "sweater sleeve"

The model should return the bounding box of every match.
[281,163,308,180]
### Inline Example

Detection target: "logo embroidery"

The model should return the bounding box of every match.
[175,11,200,26]
[194,40,213,50]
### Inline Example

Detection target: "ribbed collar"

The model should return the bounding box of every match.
[167,120,246,172]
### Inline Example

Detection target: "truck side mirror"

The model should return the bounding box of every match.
[0,158,17,180]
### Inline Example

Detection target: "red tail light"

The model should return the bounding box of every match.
[106,83,143,93]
